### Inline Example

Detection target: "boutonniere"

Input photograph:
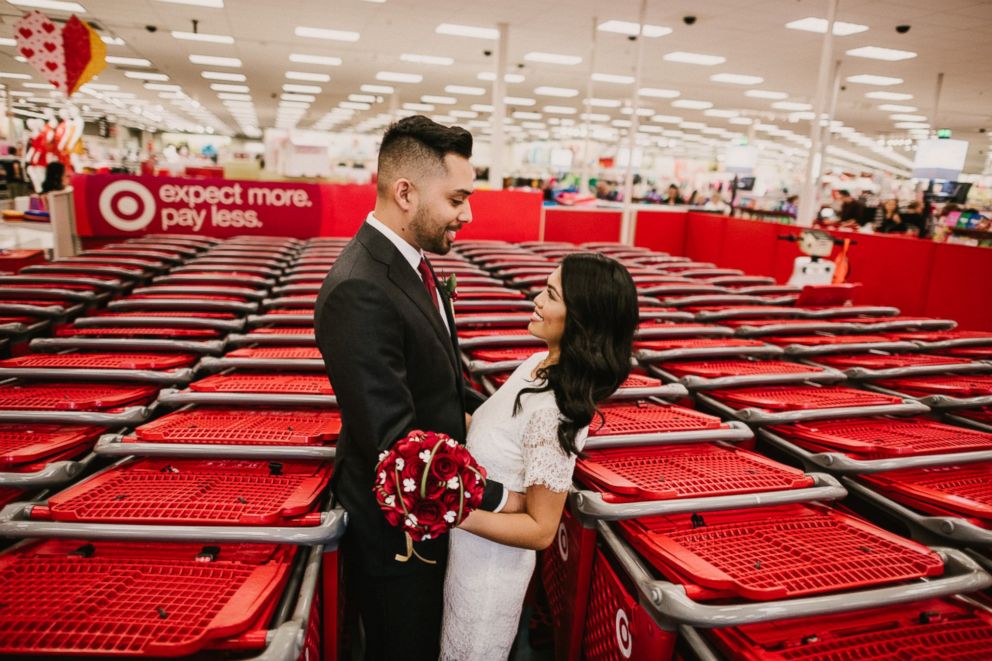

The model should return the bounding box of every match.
[441,273,458,301]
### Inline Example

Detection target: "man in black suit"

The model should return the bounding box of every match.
[315,116,515,661]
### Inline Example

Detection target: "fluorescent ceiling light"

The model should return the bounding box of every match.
[524,52,582,66]
[0,38,16,46]
[586,97,621,108]
[349,94,377,103]
[340,101,371,110]
[651,114,682,124]
[450,110,478,118]
[597,20,672,38]
[620,107,654,116]
[543,105,577,114]
[846,46,917,61]
[189,54,242,67]
[710,73,764,85]
[283,83,322,94]
[157,0,224,7]
[144,83,182,92]
[890,113,927,121]
[101,35,124,46]
[679,121,706,129]
[878,104,917,112]
[422,95,456,105]
[895,122,930,129]
[362,84,394,94]
[612,119,632,127]
[535,86,579,98]
[592,73,634,84]
[7,1,86,11]
[376,71,422,83]
[478,71,525,83]
[785,17,868,36]
[771,101,812,110]
[866,91,913,100]
[289,53,342,66]
[729,117,753,125]
[521,121,545,129]
[286,71,330,83]
[83,83,118,90]
[638,87,680,98]
[281,93,316,102]
[295,27,360,42]
[581,112,610,122]
[125,71,169,81]
[664,51,726,66]
[745,89,788,99]
[0,72,31,80]
[107,56,151,67]
[789,111,816,120]
[276,101,309,109]
[504,96,536,106]
[211,83,249,92]
[171,31,234,44]
[513,111,541,120]
[470,104,493,112]
[218,93,252,101]
[704,108,739,117]
[445,85,486,96]
[435,23,499,40]
[403,102,435,111]
[671,99,713,109]
[401,53,454,66]
[846,74,903,86]
[202,71,246,81]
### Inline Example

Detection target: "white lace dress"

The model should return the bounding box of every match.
[441,351,588,661]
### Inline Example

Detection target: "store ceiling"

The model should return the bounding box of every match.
[1,0,990,175]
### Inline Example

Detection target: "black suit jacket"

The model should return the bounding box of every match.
[315,222,499,576]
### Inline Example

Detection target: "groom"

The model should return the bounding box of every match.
[315,116,516,661]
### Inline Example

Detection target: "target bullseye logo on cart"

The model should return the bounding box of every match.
[99,179,156,232]
[556,522,569,562]
[615,608,633,658]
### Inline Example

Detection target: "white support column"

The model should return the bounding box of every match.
[795,0,838,227]
[579,17,598,195]
[816,58,843,188]
[488,22,509,190]
[619,0,647,245]
[932,72,944,132]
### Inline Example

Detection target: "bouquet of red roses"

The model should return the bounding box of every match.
[374,430,486,561]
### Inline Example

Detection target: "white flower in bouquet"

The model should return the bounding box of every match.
[446,477,460,490]
[443,510,457,524]
[403,478,416,492]
[378,471,386,484]
[384,494,396,506]
[405,513,418,527]
[446,439,457,448]
[396,458,405,471]
[419,449,432,463]
[378,450,389,461]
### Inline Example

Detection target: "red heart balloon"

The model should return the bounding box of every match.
[42,22,55,33]
[18,27,32,38]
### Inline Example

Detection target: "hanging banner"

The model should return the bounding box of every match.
[74,174,326,238]
[15,11,106,97]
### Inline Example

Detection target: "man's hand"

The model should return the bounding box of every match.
[501,490,527,514]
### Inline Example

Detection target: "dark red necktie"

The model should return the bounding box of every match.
[418,257,440,313]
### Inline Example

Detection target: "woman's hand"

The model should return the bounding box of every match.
[457,485,568,550]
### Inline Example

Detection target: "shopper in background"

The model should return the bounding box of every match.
[878,198,905,233]
[441,253,639,661]
[901,200,926,236]
[837,189,863,228]
[663,183,685,205]
[315,116,515,661]
[40,161,67,195]
[782,194,799,217]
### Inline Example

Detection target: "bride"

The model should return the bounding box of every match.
[441,252,639,660]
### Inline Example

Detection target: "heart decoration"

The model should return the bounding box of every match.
[14,10,106,97]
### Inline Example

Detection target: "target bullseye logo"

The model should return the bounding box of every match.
[99,180,156,232]
[615,608,632,658]
[556,522,569,561]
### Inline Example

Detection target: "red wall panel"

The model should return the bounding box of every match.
[544,209,622,244]
[457,190,543,242]
[683,212,726,264]
[719,217,782,276]
[924,243,992,331]
[633,209,687,255]
[321,183,376,237]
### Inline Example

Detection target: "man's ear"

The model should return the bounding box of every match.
[394,177,416,212]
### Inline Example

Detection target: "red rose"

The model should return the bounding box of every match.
[411,499,444,532]
[429,454,460,483]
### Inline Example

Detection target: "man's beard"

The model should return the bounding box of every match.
[409,203,451,255]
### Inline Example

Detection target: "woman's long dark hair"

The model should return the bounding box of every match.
[514,253,639,456]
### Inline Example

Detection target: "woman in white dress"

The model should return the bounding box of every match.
[441,253,639,660]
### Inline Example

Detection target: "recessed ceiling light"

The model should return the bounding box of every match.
[450,110,478,118]
[0,72,31,80]
[592,73,634,84]
[878,104,917,112]
[535,86,579,98]
[100,35,124,46]
[672,99,713,109]
[785,17,868,36]
[710,73,764,85]
[679,121,706,129]
[664,51,726,66]
[444,85,486,96]
[620,107,654,116]
[846,46,917,61]
[283,83,322,94]
[513,111,542,120]
[218,92,252,101]
[401,53,454,66]
[403,102,435,111]
[771,101,812,110]
[376,71,423,83]
[8,0,86,11]
[422,95,456,105]
[340,101,371,110]
[210,83,249,93]
[581,112,610,121]
[895,121,930,129]
[585,98,621,108]
[295,27,360,42]
[144,83,182,92]
[788,111,816,120]
[189,54,242,67]
[157,0,224,7]
[612,119,632,127]
[638,88,680,98]
[524,52,582,66]
[729,117,753,125]
[124,71,169,81]
[543,105,577,114]
[704,109,740,117]
[0,38,16,46]
[361,84,394,94]
[477,71,525,84]
[289,53,342,66]
[504,96,536,106]
[866,91,913,100]
[82,83,118,90]
[890,113,927,121]
[285,71,331,83]
[201,71,246,82]
[651,114,683,124]
[435,23,499,40]
[281,93,316,102]
[745,89,788,99]
[471,104,493,112]
[846,74,903,86]
[107,56,152,67]
[597,20,672,38]
[171,31,234,44]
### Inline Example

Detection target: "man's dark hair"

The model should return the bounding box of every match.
[377,115,472,197]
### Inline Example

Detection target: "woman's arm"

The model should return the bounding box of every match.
[457,486,567,550]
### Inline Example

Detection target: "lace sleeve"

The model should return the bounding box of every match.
[522,407,576,492]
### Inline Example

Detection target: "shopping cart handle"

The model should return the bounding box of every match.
[157,389,337,408]
[108,298,259,314]
[246,313,313,328]
[197,356,326,373]
[94,433,337,460]
[74,315,246,332]
[0,404,154,426]
[0,366,195,386]
[636,344,785,364]
[1,286,98,303]
[574,473,845,521]
[696,392,931,424]
[841,361,991,380]
[0,502,348,546]
[583,420,754,450]
[0,302,67,318]
[597,520,992,627]
[783,340,920,356]
[920,394,992,409]
[0,454,94,488]
[677,366,846,391]
[30,337,228,356]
